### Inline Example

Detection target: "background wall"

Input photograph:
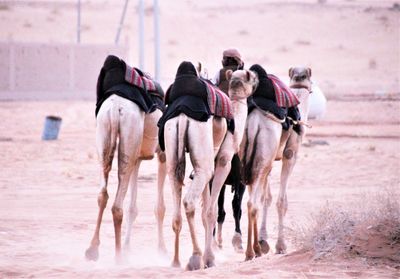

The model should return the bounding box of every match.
[0,42,128,100]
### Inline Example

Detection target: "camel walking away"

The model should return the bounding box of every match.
[210,49,247,253]
[85,55,166,262]
[202,69,258,268]
[161,61,258,270]
[242,65,312,260]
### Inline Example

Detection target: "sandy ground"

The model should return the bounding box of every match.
[0,0,400,278]
[0,99,399,278]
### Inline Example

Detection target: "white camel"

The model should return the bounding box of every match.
[163,66,258,270]
[242,66,312,260]
[202,70,259,268]
[85,59,167,261]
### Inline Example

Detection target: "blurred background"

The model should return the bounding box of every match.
[0,0,399,101]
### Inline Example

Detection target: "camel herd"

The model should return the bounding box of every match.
[85,55,312,270]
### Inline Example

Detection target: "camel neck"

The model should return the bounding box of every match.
[231,98,248,149]
[293,88,310,122]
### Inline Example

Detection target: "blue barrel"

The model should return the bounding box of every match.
[42,116,62,140]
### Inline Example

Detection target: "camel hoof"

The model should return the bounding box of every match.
[171,259,181,268]
[232,232,244,253]
[203,249,215,269]
[212,239,221,250]
[85,246,99,261]
[186,254,203,271]
[275,240,287,254]
[259,240,270,254]
[245,252,254,261]
[204,259,215,269]
[254,245,262,258]
[217,237,223,248]
[203,254,215,269]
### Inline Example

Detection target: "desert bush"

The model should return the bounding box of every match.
[289,188,400,265]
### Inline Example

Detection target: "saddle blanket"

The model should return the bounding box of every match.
[268,74,300,108]
[202,79,234,120]
[125,64,157,92]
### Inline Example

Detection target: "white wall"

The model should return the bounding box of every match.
[0,42,128,100]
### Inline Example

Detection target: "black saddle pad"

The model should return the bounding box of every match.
[95,55,165,117]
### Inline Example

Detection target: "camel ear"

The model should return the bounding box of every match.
[307,67,312,78]
[225,69,233,81]
[289,67,294,78]
[246,70,251,81]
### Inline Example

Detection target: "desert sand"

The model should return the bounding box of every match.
[0,0,399,278]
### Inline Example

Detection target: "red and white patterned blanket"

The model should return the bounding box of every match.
[202,79,233,120]
[268,74,300,108]
[125,64,157,92]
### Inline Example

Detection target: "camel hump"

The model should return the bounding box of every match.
[103,55,124,71]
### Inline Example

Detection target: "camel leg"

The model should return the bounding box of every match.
[164,119,183,268]
[112,108,144,262]
[204,137,235,268]
[231,181,245,253]
[85,111,116,261]
[154,150,167,254]
[245,173,264,260]
[245,185,255,261]
[170,177,183,268]
[253,206,261,258]
[124,161,141,249]
[259,174,272,254]
[112,159,140,261]
[252,178,263,258]
[185,123,214,270]
[202,184,211,249]
[215,185,226,248]
[184,173,208,271]
[276,133,300,254]
[85,170,110,261]
[201,186,211,268]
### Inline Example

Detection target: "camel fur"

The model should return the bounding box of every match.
[164,67,258,270]
[242,66,312,260]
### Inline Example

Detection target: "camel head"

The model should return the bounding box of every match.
[289,66,312,91]
[226,69,259,100]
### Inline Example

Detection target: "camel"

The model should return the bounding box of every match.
[162,61,258,270]
[85,55,167,262]
[202,71,258,268]
[241,65,312,260]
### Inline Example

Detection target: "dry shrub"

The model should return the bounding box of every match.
[289,188,400,267]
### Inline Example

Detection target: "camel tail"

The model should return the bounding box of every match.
[176,114,187,183]
[109,103,120,158]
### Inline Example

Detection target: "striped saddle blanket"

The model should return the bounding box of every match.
[125,64,157,92]
[202,79,233,120]
[268,74,300,108]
